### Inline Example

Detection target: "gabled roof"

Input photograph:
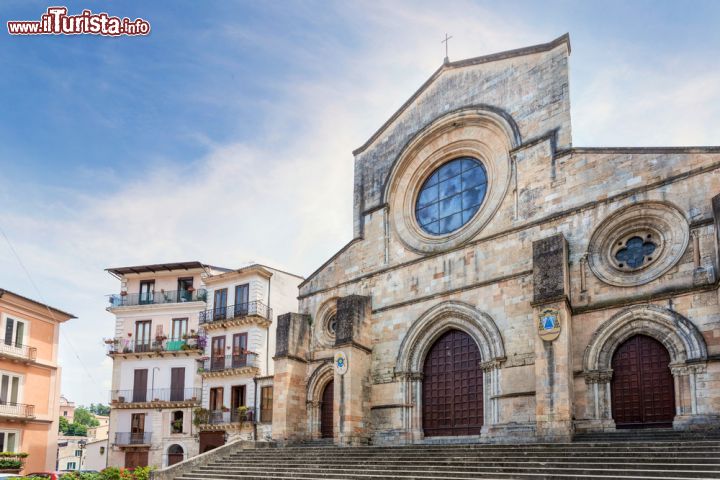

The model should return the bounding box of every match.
[352,33,571,156]
[0,288,76,320]
[105,261,232,277]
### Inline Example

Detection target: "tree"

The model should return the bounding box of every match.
[73,407,100,427]
[88,403,110,416]
[59,415,70,433]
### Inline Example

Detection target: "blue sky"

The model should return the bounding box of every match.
[0,0,718,406]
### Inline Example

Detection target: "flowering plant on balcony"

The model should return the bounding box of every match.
[155,334,167,342]
[103,338,119,345]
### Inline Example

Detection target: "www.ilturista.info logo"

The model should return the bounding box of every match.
[7,7,150,36]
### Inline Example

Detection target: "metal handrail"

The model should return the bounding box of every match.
[0,342,37,361]
[107,288,207,307]
[110,387,201,404]
[106,336,204,355]
[199,301,272,324]
[202,353,259,373]
[0,401,35,418]
[115,432,152,445]
[206,407,256,425]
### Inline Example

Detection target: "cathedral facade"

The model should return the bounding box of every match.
[271,34,720,445]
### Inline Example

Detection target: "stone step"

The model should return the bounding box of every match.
[177,465,720,479]
[201,460,720,471]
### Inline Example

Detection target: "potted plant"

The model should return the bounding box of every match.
[192,407,209,427]
[187,286,195,293]
[120,291,128,297]
[221,405,229,412]
[172,419,183,433]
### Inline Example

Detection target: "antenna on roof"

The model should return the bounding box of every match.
[442,33,453,65]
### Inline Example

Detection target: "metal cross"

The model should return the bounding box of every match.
[442,33,453,63]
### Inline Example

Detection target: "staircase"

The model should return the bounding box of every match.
[175,434,720,480]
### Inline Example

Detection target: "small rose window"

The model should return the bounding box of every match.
[613,234,658,270]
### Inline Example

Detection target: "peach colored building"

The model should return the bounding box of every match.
[0,289,74,473]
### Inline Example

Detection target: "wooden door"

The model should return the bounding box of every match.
[214,289,228,319]
[125,450,149,469]
[132,369,148,403]
[235,284,249,316]
[167,444,184,466]
[135,320,152,352]
[170,367,185,401]
[211,336,226,371]
[130,413,145,444]
[199,431,225,453]
[611,334,675,428]
[232,333,248,367]
[320,380,334,438]
[422,329,483,437]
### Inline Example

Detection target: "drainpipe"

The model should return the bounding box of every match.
[253,376,258,441]
[266,275,271,374]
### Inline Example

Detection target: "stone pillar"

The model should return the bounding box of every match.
[532,233,574,441]
[272,312,310,443]
[334,295,372,446]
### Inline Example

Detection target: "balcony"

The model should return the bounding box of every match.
[199,301,272,327]
[115,432,152,446]
[0,401,35,420]
[110,387,201,407]
[199,353,259,376]
[0,342,37,363]
[107,288,207,308]
[106,337,204,357]
[205,407,256,426]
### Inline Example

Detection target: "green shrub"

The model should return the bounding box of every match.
[0,459,22,469]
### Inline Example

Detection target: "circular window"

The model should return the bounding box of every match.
[326,314,337,336]
[612,233,658,270]
[587,202,689,287]
[414,157,488,235]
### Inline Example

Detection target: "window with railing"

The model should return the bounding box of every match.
[107,288,207,307]
[199,301,271,324]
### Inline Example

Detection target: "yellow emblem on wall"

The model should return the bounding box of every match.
[538,308,561,341]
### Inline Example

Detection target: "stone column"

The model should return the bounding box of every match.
[582,371,614,431]
[334,295,373,446]
[532,233,574,441]
[272,312,310,443]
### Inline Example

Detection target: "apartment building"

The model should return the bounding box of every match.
[105,262,228,469]
[0,289,74,473]
[196,265,302,451]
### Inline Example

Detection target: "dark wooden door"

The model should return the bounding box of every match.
[232,333,248,367]
[167,445,184,466]
[130,413,145,444]
[422,329,483,437]
[611,334,675,428]
[132,369,148,403]
[199,431,225,453]
[125,450,149,469]
[170,367,185,401]
[211,336,226,370]
[320,380,334,438]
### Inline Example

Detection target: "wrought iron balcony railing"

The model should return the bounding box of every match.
[0,401,35,418]
[106,336,204,355]
[111,387,201,404]
[107,288,207,308]
[201,353,259,373]
[199,301,271,325]
[0,342,37,362]
[115,432,152,445]
[205,407,256,425]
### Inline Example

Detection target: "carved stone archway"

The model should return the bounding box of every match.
[394,301,506,440]
[306,362,334,440]
[582,304,708,430]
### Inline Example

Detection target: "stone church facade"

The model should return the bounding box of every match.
[271,34,720,445]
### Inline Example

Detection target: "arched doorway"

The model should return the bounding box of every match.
[422,329,483,437]
[611,334,675,428]
[320,379,334,438]
[167,444,184,466]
